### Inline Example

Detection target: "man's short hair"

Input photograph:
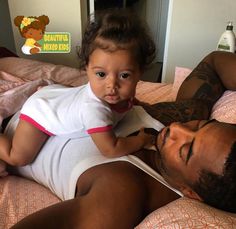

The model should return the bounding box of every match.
[193,141,236,213]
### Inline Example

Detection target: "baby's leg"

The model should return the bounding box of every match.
[0,120,49,166]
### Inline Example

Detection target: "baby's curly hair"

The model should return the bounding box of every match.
[78,8,156,71]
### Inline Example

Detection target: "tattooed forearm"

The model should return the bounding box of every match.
[177,61,225,108]
[140,57,227,125]
[142,99,210,126]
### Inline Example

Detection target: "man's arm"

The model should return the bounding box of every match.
[143,51,236,125]
[142,99,210,126]
[203,51,236,90]
[177,51,236,102]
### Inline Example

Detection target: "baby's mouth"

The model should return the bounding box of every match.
[105,94,119,100]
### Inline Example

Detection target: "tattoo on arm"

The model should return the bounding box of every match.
[177,61,225,106]
[142,100,209,126]
[141,62,226,125]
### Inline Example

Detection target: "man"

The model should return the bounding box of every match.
[10,51,236,228]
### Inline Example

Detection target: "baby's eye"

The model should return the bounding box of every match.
[119,72,130,79]
[96,72,106,78]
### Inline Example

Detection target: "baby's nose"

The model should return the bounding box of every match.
[106,76,118,91]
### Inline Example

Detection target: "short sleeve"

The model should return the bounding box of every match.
[80,102,113,134]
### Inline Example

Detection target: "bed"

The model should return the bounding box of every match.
[0,47,236,228]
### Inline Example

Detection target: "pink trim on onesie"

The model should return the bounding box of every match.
[19,114,54,136]
[87,125,112,134]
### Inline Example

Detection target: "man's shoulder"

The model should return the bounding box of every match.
[75,160,179,215]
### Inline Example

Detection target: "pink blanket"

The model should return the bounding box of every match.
[0,71,52,126]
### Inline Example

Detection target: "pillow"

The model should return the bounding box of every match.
[210,90,236,123]
[172,66,192,100]
[172,67,236,124]
[136,197,236,228]
[0,57,88,86]
[136,81,173,104]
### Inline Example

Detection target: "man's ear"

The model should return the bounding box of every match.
[180,186,202,201]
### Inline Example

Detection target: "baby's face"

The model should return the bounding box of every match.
[86,48,141,105]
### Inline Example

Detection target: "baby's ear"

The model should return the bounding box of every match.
[181,186,202,201]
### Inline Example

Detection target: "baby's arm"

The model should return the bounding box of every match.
[90,129,155,158]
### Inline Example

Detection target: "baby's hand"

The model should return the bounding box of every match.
[138,128,156,149]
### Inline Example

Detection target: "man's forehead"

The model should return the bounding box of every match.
[213,121,236,131]
[206,122,236,171]
[223,123,236,134]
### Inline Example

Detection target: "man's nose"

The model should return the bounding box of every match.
[169,122,195,141]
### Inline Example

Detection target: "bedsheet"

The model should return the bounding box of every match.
[0,55,236,228]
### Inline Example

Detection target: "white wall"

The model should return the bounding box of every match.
[162,0,236,83]
[8,0,87,68]
[145,0,169,62]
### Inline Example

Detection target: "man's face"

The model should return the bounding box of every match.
[156,120,236,194]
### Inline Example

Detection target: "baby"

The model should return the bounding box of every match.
[0,8,156,175]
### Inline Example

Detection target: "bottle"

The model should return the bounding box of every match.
[217,22,236,53]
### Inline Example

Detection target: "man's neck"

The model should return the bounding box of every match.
[133,149,161,174]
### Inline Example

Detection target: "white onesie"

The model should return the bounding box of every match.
[20,83,132,137]
[6,106,182,201]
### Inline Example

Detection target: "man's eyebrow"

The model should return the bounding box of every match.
[185,119,216,165]
[186,139,194,165]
